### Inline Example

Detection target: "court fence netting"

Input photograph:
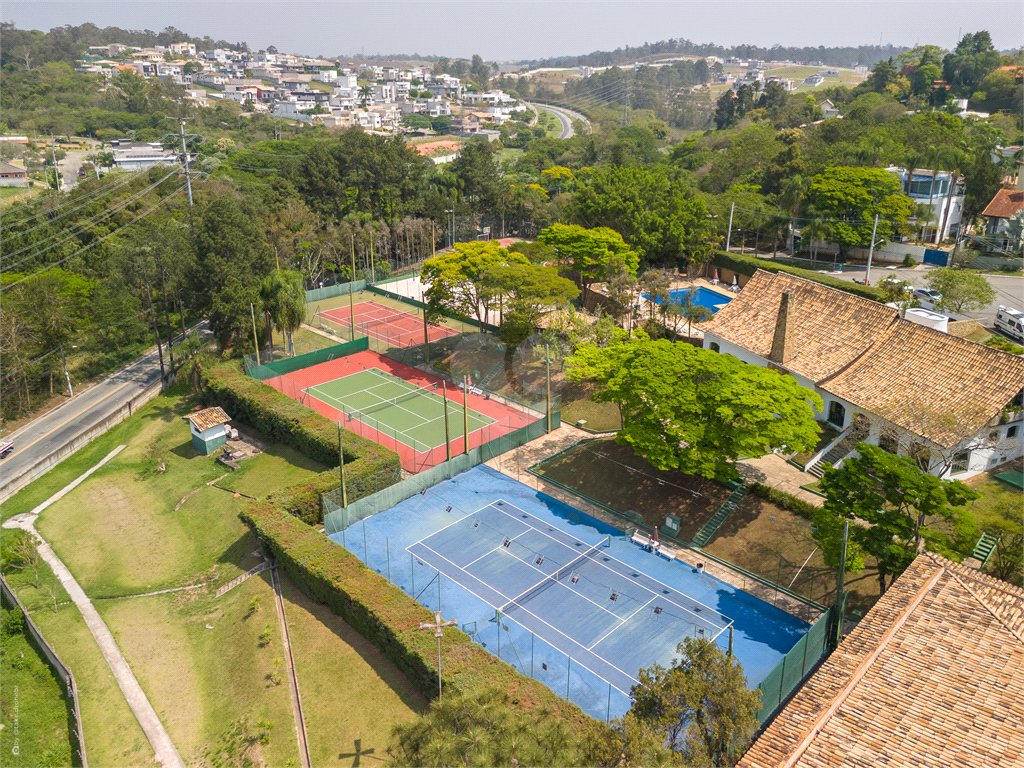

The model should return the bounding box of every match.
[322,405,557,532]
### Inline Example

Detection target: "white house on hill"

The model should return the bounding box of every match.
[701,269,1024,480]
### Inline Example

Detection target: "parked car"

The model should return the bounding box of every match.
[914,288,942,304]
[0,439,14,459]
[994,306,1024,344]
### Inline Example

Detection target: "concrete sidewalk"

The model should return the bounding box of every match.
[4,446,185,768]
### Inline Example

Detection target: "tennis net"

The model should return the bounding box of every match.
[358,312,418,332]
[502,540,607,616]
[350,383,438,419]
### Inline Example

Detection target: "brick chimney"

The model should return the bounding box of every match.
[769,290,794,365]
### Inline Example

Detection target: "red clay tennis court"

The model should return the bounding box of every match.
[263,349,540,472]
[316,300,461,349]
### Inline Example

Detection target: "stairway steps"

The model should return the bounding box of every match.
[691,482,750,548]
[216,561,272,598]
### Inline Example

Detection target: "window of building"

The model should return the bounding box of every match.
[709,342,720,353]
[952,451,970,474]
[1008,425,1019,439]
[827,401,846,428]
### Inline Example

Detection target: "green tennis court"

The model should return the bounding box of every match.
[305,367,495,450]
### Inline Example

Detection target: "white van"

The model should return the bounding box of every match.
[994,306,1024,343]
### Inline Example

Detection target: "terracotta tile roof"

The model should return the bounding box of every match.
[980,188,1024,220]
[702,270,1024,447]
[184,406,231,432]
[702,270,900,382]
[739,553,1024,768]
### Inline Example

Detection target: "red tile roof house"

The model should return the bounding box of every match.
[0,161,27,187]
[700,269,1024,481]
[980,188,1024,253]
[738,552,1023,768]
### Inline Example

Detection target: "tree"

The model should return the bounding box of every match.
[422,242,529,330]
[925,267,996,314]
[430,115,451,134]
[878,275,915,313]
[2,530,42,588]
[386,687,606,767]
[538,224,639,307]
[567,333,822,481]
[714,92,735,130]
[814,443,980,595]
[800,216,832,266]
[358,84,373,107]
[942,31,1002,97]
[616,637,761,767]
[805,167,915,255]
[260,269,306,356]
[449,140,503,212]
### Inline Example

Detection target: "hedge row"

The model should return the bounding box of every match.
[748,481,820,521]
[240,495,600,735]
[712,251,884,302]
[203,363,401,521]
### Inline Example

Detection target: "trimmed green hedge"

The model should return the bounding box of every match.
[712,251,884,302]
[748,481,820,521]
[240,496,601,735]
[202,363,400,523]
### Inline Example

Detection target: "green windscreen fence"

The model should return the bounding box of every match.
[322,413,552,535]
[246,337,369,381]
[305,279,367,304]
[753,600,839,725]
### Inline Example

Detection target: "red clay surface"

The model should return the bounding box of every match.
[412,140,463,156]
[264,349,538,472]
[317,300,459,348]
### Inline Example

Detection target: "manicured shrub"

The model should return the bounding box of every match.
[712,251,884,301]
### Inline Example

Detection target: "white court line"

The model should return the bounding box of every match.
[409,539,639,695]
[587,596,656,650]
[492,499,732,631]
[461,527,535,570]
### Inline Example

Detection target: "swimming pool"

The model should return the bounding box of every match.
[643,287,733,312]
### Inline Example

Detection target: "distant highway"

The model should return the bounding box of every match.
[528,103,590,139]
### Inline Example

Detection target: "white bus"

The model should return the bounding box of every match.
[994,306,1024,344]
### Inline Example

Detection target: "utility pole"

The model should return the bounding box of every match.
[833,521,849,650]
[725,203,735,253]
[59,344,73,398]
[50,138,61,190]
[444,207,454,248]
[864,214,879,287]
[178,118,194,207]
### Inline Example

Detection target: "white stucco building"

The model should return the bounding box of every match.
[701,269,1024,481]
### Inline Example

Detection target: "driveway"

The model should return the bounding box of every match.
[59,151,94,191]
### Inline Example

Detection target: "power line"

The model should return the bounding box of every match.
[1,183,188,293]
[0,170,147,232]
[1,172,178,273]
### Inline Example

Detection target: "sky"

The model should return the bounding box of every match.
[3,0,1022,61]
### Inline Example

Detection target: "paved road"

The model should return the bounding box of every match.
[0,321,210,501]
[530,103,590,139]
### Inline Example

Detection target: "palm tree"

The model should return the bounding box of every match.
[778,175,807,219]
[936,148,969,245]
[802,217,832,267]
[921,146,945,243]
[902,150,926,195]
[358,84,373,108]
[260,270,307,357]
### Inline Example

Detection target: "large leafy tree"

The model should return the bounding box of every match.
[814,443,980,595]
[942,31,1002,98]
[924,267,996,313]
[805,166,914,254]
[448,139,504,213]
[564,165,713,269]
[612,637,761,767]
[422,242,529,330]
[538,223,639,306]
[568,333,822,481]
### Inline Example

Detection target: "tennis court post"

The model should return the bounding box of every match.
[442,381,451,461]
[423,312,430,365]
[545,344,552,433]
[337,422,348,507]
[349,235,357,335]
[250,303,260,361]
[463,376,470,455]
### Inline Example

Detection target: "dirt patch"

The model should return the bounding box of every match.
[704,495,882,614]
[412,140,464,157]
[532,436,730,541]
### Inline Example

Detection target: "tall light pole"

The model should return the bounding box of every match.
[418,611,456,701]
[178,118,194,207]
[444,208,454,248]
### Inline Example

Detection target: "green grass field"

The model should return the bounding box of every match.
[0,599,78,767]
[764,65,864,88]
[281,578,428,766]
[307,367,494,449]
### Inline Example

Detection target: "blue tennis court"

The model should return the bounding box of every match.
[327,465,810,721]
[409,500,731,696]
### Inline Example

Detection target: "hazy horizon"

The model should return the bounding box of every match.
[3,0,1021,61]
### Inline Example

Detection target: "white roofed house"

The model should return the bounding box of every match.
[700,269,1024,481]
[887,165,966,244]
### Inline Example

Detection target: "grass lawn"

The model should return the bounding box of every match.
[95,573,299,766]
[704,495,882,615]
[0,599,78,767]
[532,436,730,541]
[27,389,324,597]
[281,577,428,766]
[0,187,30,201]
[32,606,154,767]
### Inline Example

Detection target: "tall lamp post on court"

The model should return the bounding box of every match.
[419,610,457,701]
